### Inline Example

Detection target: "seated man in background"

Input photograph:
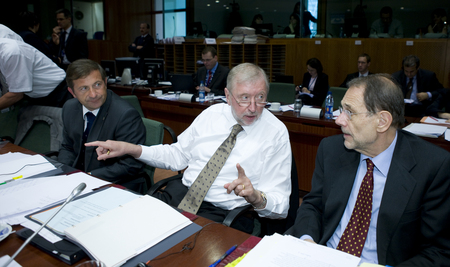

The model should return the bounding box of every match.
[87,63,292,233]
[370,6,403,38]
[58,59,147,192]
[286,74,450,266]
[128,23,155,59]
[193,46,230,96]
[392,55,443,117]
[340,53,373,88]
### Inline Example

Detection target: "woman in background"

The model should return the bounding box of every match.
[427,8,448,34]
[296,58,329,106]
[283,13,300,37]
[251,14,263,29]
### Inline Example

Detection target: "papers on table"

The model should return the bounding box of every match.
[63,195,192,267]
[0,171,110,225]
[29,187,140,235]
[237,233,360,267]
[0,154,56,183]
[403,123,447,138]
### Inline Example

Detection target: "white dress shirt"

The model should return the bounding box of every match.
[139,103,292,219]
[0,38,65,98]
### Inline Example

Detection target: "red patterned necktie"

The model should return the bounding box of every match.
[206,70,212,87]
[336,159,374,257]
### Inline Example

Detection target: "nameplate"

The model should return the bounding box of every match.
[174,36,185,44]
[204,38,216,44]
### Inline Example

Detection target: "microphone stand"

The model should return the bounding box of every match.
[3,183,86,267]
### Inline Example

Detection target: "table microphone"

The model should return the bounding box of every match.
[2,183,86,267]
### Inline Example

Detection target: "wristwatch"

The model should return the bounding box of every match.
[253,191,267,210]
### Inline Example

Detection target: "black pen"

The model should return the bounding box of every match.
[209,244,237,267]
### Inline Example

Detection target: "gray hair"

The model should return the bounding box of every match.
[226,63,269,94]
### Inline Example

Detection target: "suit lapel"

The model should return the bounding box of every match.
[321,149,360,242]
[376,131,417,263]
[84,90,112,170]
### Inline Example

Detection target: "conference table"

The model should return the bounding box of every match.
[110,83,450,193]
[0,142,252,267]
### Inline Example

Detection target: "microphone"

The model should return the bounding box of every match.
[3,183,86,267]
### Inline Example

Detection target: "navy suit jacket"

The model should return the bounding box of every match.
[51,27,88,64]
[286,131,450,266]
[340,72,374,88]
[193,63,230,96]
[58,90,146,183]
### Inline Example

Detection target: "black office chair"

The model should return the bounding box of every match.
[147,155,299,237]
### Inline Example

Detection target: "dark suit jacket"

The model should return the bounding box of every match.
[50,27,88,64]
[58,90,146,184]
[340,72,374,88]
[128,34,155,58]
[286,131,450,266]
[300,72,329,106]
[19,30,59,64]
[193,63,230,96]
[392,69,443,117]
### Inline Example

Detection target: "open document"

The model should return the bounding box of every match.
[237,233,360,267]
[0,154,56,183]
[403,123,447,138]
[63,195,192,267]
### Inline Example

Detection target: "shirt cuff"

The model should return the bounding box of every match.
[300,234,314,242]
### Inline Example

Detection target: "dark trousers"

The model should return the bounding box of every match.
[26,80,72,108]
[152,179,254,234]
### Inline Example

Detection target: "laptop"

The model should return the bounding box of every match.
[170,74,196,94]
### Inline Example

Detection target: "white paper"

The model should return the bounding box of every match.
[403,123,447,138]
[0,255,22,267]
[30,187,139,235]
[300,107,323,119]
[423,116,450,125]
[64,195,192,267]
[237,234,360,267]
[445,129,450,141]
[0,154,56,183]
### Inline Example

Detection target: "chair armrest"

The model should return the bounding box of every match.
[222,205,252,227]
[164,125,178,143]
[147,173,183,195]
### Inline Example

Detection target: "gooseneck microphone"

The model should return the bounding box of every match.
[3,183,86,267]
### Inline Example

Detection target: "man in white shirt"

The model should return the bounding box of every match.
[87,63,292,233]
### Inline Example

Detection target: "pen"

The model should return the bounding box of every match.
[429,116,439,121]
[0,175,23,185]
[209,244,237,267]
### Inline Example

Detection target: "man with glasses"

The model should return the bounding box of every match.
[87,63,292,233]
[193,46,230,96]
[340,53,373,88]
[286,74,450,266]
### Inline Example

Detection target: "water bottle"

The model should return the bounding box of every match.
[325,91,334,119]
[199,81,205,103]
[294,99,302,113]
[339,27,344,38]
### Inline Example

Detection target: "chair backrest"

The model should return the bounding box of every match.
[142,117,164,185]
[14,106,63,154]
[121,95,144,117]
[268,82,296,104]
[322,87,347,109]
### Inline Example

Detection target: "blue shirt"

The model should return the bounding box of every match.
[326,132,398,264]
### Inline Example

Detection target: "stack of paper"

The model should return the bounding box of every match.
[236,233,360,267]
[244,35,268,44]
[403,123,447,138]
[231,27,255,44]
[63,195,192,267]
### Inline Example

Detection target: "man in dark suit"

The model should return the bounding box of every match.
[128,23,155,59]
[340,53,373,88]
[58,59,146,192]
[50,8,88,70]
[286,74,450,266]
[193,46,230,96]
[392,54,443,117]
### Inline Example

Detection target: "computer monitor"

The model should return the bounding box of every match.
[100,60,116,78]
[115,57,141,79]
[254,23,273,36]
[141,58,165,86]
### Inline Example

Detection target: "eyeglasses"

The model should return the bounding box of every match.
[201,58,213,63]
[229,91,267,107]
[339,107,371,120]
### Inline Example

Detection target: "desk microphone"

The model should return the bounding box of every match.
[2,183,86,267]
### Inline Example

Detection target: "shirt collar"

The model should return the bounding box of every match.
[64,25,72,34]
[360,131,398,177]
[210,62,219,73]
[82,106,100,118]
